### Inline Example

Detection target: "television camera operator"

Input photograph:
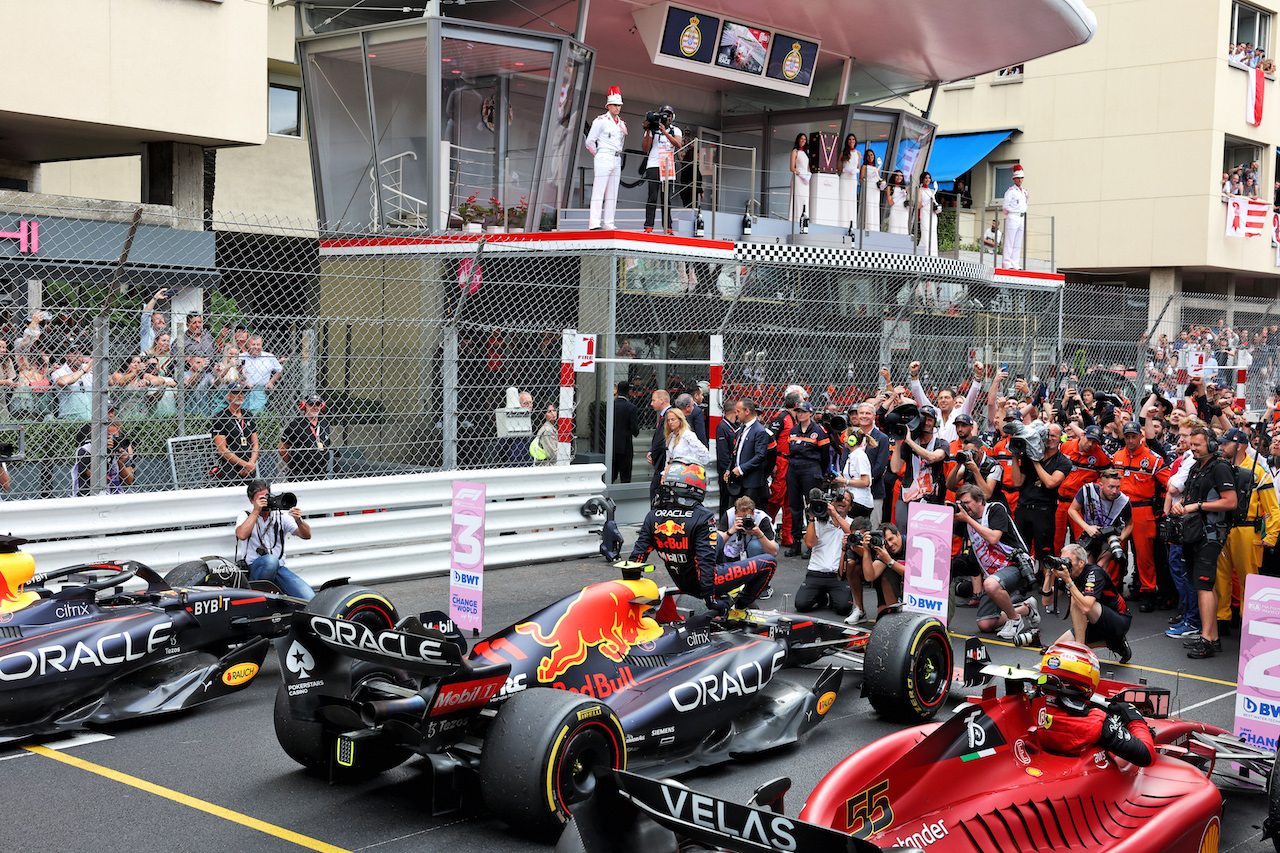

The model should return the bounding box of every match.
[1047,543,1133,664]
[952,484,1039,639]
[1170,427,1239,658]
[641,104,682,234]
[888,403,947,536]
[235,479,314,601]
[1007,419,1072,593]
[794,487,854,617]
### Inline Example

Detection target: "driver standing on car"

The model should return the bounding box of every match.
[630,459,776,613]
[235,479,315,601]
[1035,641,1154,766]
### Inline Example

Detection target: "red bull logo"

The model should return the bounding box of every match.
[0,551,38,613]
[654,520,685,537]
[515,581,664,682]
[681,464,706,486]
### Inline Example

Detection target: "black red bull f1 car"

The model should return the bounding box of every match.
[555,641,1280,853]
[272,563,954,836]
[0,536,395,744]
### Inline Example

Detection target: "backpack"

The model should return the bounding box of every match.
[1231,459,1258,526]
[529,434,548,461]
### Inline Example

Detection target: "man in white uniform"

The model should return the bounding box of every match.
[1002,164,1028,269]
[585,86,627,230]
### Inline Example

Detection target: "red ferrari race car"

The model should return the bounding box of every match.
[556,639,1280,853]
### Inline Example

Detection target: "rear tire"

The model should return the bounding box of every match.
[273,663,414,781]
[306,584,399,630]
[864,612,952,722]
[480,688,626,838]
[164,560,212,588]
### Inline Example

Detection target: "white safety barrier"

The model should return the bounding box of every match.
[7,465,608,586]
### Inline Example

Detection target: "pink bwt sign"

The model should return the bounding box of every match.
[902,502,954,628]
[449,481,486,633]
[1235,574,1280,751]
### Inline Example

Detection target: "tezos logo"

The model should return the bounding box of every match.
[285,641,315,679]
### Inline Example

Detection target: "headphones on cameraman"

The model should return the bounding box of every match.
[1197,427,1219,456]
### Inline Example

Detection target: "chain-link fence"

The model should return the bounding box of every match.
[1,193,1276,499]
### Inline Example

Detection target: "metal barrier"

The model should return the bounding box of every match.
[10,464,607,586]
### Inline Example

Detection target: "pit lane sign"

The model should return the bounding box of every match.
[1236,574,1280,751]
[450,481,486,633]
[903,503,953,627]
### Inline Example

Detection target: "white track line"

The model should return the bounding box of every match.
[1179,689,1237,713]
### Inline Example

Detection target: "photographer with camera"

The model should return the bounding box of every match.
[1112,421,1171,611]
[70,403,134,497]
[641,104,682,234]
[786,401,833,556]
[1009,421,1072,588]
[889,404,947,537]
[234,479,314,601]
[945,435,1004,505]
[952,484,1039,639]
[1048,543,1132,663]
[1067,469,1133,585]
[794,488,854,617]
[1171,427,1239,658]
[718,495,778,563]
[846,522,907,624]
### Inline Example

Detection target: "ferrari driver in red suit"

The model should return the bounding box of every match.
[1035,641,1154,766]
[631,459,776,613]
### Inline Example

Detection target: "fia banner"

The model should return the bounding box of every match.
[1236,574,1280,751]
[903,502,955,626]
[449,481,487,632]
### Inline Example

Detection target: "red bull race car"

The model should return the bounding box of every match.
[555,640,1280,853]
[271,562,953,836]
[0,535,395,744]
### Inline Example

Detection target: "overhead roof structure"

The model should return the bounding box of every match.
[928,130,1019,182]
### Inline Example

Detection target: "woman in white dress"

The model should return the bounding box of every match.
[917,171,941,255]
[860,149,881,232]
[886,169,909,234]
[664,407,710,468]
[789,133,810,224]
[837,134,859,230]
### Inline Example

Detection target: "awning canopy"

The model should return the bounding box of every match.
[926,130,1016,183]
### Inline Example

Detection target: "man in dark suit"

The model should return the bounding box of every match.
[612,380,640,483]
[647,389,671,504]
[676,392,707,445]
[732,399,771,510]
[856,402,891,525]
[716,396,741,516]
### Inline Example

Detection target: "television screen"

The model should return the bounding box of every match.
[659,7,718,64]
[715,22,770,75]
[765,36,819,86]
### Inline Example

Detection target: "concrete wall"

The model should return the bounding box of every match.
[928,0,1280,275]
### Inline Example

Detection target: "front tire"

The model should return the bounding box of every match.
[480,688,626,837]
[864,612,952,722]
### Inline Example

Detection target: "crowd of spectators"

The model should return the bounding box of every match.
[0,289,288,424]
[1229,42,1275,72]
[1220,160,1270,200]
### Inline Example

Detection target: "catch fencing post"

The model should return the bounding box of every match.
[559,329,575,465]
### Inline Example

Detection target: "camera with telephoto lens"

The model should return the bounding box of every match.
[954,449,972,466]
[263,490,298,512]
[1011,549,1039,587]
[806,484,840,518]
[644,110,671,131]
[882,403,923,440]
[1079,524,1125,567]
[1045,554,1072,593]
[1001,419,1049,461]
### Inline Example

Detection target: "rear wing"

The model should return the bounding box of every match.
[290,612,463,677]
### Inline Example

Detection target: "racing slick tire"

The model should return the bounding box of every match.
[305,584,399,630]
[480,687,626,838]
[164,560,213,588]
[273,662,415,781]
[863,612,952,723]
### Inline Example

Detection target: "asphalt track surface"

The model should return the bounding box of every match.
[0,548,1268,853]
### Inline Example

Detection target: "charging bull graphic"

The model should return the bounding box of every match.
[0,549,38,614]
[515,580,664,683]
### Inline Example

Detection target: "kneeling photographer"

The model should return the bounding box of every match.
[1048,543,1132,663]
[235,479,314,601]
[794,488,854,617]
[952,484,1039,639]
[845,523,907,624]
[719,495,778,562]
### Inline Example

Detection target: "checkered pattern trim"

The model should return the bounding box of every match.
[734,243,988,280]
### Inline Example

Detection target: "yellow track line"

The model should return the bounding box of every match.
[947,632,1238,687]
[25,745,351,853]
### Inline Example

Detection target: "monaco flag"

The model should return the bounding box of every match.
[1226,197,1269,237]
[1248,66,1265,125]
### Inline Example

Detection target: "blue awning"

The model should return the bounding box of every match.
[926,130,1015,183]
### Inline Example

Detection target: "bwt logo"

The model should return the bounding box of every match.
[455,488,484,503]
[1242,696,1280,718]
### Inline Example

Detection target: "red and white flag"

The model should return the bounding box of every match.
[1247,66,1265,126]
[1226,197,1269,236]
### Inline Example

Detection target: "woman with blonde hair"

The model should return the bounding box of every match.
[664,406,710,468]
[837,427,877,517]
